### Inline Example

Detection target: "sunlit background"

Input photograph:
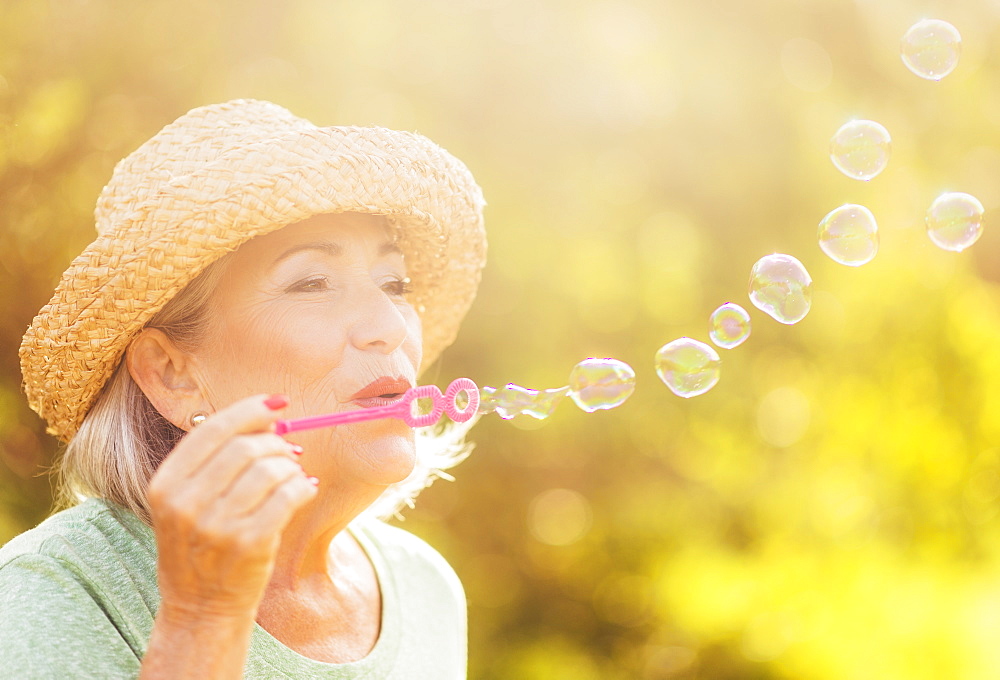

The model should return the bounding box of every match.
[4,0,1000,678]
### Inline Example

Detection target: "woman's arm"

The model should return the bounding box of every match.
[141,605,256,679]
[138,394,316,679]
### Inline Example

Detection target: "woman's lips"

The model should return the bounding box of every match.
[349,376,413,407]
[352,395,407,409]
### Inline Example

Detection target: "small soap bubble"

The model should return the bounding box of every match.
[749,254,812,325]
[926,192,984,252]
[830,120,891,181]
[568,358,636,412]
[709,303,752,349]
[901,19,961,81]
[655,338,721,398]
[477,386,499,415]
[818,204,879,266]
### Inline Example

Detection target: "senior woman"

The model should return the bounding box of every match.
[0,99,486,678]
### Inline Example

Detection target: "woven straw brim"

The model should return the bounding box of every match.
[20,119,486,442]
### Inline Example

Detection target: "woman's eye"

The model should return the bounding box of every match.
[383,277,414,297]
[288,276,329,293]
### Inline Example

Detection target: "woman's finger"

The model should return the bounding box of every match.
[153,393,289,486]
[192,432,298,495]
[211,455,308,519]
[241,474,319,544]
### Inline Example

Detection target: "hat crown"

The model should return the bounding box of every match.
[94,99,314,236]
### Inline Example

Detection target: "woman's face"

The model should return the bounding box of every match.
[192,212,422,488]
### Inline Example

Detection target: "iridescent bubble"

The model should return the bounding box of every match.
[477,384,568,420]
[478,386,499,415]
[818,204,879,266]
[567,358,636,412]
[901,19,961,81]
[655,338,721,398]
[926,192,984,252]
[748,254,812,325]
[708,303,752,349]
[830,120,891,181]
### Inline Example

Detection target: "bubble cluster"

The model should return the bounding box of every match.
[465,20,974,417]
[568,358,636,412]
[748,254,813,325]
[478,358,636,420]
[925,192,985,252]
[830,120,891,181]
[901,19,961,81]
[818,204,879,266]
[479,384,569,420]
[655,338,722,398]
[709,303,752,349]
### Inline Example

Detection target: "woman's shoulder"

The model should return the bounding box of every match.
[353,517,449,566]
[352,518,465,602]
[0,498,154,573]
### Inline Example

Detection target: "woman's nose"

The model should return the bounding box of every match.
[348,283,410,354]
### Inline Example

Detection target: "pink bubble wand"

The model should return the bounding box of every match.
[274,378,480,435]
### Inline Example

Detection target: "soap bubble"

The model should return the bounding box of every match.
[925,192,984,252]
[830,120,891,181]
[568,358,636,412]
[655,338,721,398]
[901,19,961,80]
[478,384,568,420]
[749,254,812,325]
[818,204,879,266]
[709,303,752,349]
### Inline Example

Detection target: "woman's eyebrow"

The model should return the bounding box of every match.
[271,239,402,268]
[379,241,403,257]
[272,241,342,267]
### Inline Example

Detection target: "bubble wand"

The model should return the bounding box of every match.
[274,378,480,435]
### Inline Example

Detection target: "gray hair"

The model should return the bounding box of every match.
[59,256,474,524]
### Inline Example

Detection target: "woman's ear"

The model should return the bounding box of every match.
[126,328,208,431]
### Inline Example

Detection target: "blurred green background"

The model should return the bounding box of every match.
[4,0,1000,678]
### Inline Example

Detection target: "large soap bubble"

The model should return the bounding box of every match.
[901,19,961,81]
[568,358,636,412]
[830,119,891,181]
[926,192,984,252]
[818,203,879,266]
[748,254,813,325]
[655,338,722,398]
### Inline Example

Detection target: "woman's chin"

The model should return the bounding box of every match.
[353,431,418,486]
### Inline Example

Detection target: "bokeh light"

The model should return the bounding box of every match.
[528,488,593,546]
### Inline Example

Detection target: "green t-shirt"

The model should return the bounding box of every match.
[0,499,467,679]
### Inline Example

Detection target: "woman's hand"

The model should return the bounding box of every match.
[147,393,317,624]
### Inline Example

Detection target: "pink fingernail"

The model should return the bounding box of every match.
[307,476,319,486]
[290,444,304,456]
[264,394,289,410]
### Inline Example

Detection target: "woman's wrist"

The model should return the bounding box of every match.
[141,601,257,680]
[157,594,259,628]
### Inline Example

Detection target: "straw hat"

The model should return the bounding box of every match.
[20,99,487,441]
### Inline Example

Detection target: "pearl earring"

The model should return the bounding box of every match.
[190,412,208,427]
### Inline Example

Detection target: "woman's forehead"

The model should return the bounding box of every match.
[238,212,397,261]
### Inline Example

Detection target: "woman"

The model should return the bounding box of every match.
[0,99,487,678]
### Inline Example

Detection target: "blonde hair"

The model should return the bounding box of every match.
[59,255,473,524]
